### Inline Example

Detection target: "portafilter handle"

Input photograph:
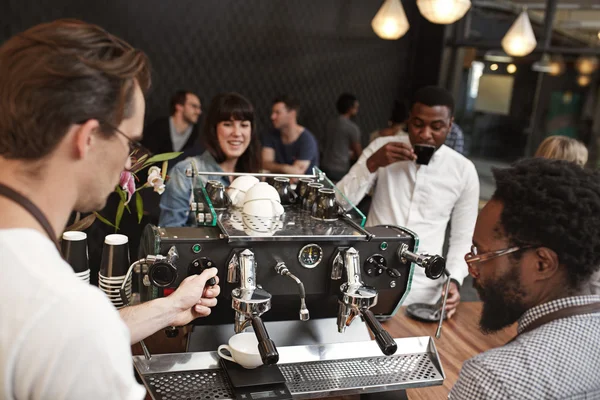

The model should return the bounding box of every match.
[251,316,279,365]
[362,309,397,356]
[397,244,446,280]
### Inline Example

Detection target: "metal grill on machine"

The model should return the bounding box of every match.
[130,168,448,399]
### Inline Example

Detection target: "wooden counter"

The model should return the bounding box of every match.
[134,301,516,400]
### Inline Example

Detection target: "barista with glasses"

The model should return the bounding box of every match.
[0,20,220,399]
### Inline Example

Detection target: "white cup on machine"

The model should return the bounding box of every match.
[217,332,263,369]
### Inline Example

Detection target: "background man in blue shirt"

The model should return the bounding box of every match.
[261,95,319,175]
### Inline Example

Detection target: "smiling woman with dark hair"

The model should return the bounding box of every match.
[159,92,261,227]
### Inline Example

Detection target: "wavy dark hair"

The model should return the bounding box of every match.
[0,19,151,160]
[492,158,600,290]
[202,93,261,173]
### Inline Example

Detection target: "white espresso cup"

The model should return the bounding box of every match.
[217,332,263,369]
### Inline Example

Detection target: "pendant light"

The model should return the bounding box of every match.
[501,11,537,57]
[575,56,599,75]
[577,75,591,87]
[416,0,471,25]
[372,0,410,40]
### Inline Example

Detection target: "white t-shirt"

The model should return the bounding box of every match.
[0,229,146,400]
[337,136,479,305]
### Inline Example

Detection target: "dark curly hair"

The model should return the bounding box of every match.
[492,158,600,290]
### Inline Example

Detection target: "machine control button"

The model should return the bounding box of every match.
[364,255,386,277]
[191,244,202,253]
[380,242,388,251]
[189,257,217,286]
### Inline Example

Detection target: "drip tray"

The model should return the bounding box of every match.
[133,336,445,400]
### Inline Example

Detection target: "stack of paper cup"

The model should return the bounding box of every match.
[61,231,90,284]
[99,234,132,309]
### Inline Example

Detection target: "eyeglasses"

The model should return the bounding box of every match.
[464,244,532,266]
[100,122,153,171]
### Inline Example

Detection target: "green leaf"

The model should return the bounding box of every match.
[115,186,127,204]
[93,212,117,229]
[141,152,182,168]
[135,191,144,223]
[115,201,125,233]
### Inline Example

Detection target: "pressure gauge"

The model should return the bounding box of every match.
[298,244,323,269]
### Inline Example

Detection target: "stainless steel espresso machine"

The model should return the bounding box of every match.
[130,168,448,400]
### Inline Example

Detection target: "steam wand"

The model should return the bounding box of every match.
[274,262,310,321]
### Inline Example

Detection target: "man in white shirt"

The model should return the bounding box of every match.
[337,86,479,318]
[0,20,220,399]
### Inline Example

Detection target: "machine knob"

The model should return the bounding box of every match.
[189,258,217,286]
[364,255,400,278]
[148,260,178,288]
[422,255,446,280]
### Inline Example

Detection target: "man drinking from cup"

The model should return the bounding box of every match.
[0,20,220,399]
[336,86,479,318]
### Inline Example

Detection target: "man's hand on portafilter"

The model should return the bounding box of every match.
[366,141,416,173]
[444,281,461,319]
[169,267,221,327]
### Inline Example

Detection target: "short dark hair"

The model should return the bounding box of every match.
[272,95,300,113]
[203,93,261,174]
[492,158,600,290]
[336,93,357,114]
[411,86,454,117]
[169,90,195,116]
[0,19,151,160]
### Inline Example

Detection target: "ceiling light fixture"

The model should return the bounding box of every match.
[372,0,410,40]
[501,11,537,57]
[577,75,591,87]
[416,0,471,25]
[575,56,599,75]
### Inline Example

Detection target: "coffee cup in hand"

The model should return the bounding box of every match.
[217,332,263,369]
[413,144,436,165]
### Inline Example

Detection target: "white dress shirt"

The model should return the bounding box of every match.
[336,135,479,305]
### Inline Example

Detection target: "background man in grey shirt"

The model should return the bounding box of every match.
[320,93,363,181]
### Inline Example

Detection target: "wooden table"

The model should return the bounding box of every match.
[385,301,516,400]
[134,301,515,400]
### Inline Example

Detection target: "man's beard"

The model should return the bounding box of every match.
[183,113,197,125]
[474,264,528,334]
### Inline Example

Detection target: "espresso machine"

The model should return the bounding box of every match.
[130,168,448,400]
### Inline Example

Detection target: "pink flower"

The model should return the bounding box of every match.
[119,171,135,205]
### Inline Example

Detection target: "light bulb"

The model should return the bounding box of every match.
[372,0,410,40]
[501,11,537,57]
[507,64,517,74]
[417,0,471,25]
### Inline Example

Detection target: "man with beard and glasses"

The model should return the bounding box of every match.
[449,158,600,399]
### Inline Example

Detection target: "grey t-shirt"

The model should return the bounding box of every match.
[321,116,361,174]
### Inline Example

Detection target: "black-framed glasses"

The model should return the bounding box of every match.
[100,122,153,171]
[464,244,532,266]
